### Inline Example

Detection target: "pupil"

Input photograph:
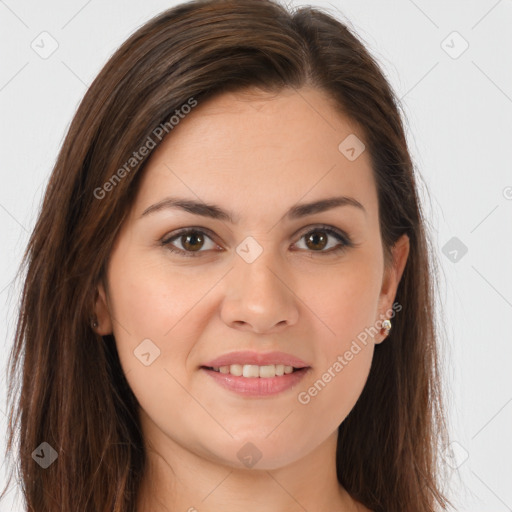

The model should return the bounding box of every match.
[183,232,203,251]
[307,232,327,250]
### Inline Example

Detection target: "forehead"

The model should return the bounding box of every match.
[132,86,378,224]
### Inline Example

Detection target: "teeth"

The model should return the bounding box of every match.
[210,364,297,378]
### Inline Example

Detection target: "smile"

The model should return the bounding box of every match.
[201,366,311,397]
[204,364,300,378]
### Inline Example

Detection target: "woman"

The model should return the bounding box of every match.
[1,0,452,510]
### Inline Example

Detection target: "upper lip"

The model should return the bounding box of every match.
[202,351,310,369]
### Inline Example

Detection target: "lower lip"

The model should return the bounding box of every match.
[201,367,311,397]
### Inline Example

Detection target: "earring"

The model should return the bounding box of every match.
[91,318,99,329]
[382,319,392,336]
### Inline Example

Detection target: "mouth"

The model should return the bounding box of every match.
[201,364,306,378]
[200,364,311,397]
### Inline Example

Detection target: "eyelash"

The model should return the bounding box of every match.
[160,225,354,258]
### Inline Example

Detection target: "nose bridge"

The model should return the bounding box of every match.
[220,235,299,332]
[235,235,286,299]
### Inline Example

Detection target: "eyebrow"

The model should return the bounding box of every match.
[140,195,366,222]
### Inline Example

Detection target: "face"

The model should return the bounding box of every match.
[94,86,409,471]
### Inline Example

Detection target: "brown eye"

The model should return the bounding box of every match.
[180,231,205,252]
[161,225,352,258]
[162,229,218,257]
[304,231,328,251]
[294,226,352,254]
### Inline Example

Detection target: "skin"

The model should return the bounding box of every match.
[94,86,409,512]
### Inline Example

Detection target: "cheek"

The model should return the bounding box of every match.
[105,254,211,437]
[297,343,374,420]
[289,257,382,424]
[306,257,382,345]
[105,249,209,376]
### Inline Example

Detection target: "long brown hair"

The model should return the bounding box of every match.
[1,0,452,510]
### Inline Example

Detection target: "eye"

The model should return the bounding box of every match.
[161,228,219,257]
[161,225,353,257]
[292,225,352,255]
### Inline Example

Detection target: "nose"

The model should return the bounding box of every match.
[220,247,300,334]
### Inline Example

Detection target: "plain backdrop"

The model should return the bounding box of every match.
[1,0,511,510]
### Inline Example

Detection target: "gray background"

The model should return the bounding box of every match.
[1,0,511,510]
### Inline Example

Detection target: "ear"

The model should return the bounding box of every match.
[375,233,410,343]
[92,279,114,335]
